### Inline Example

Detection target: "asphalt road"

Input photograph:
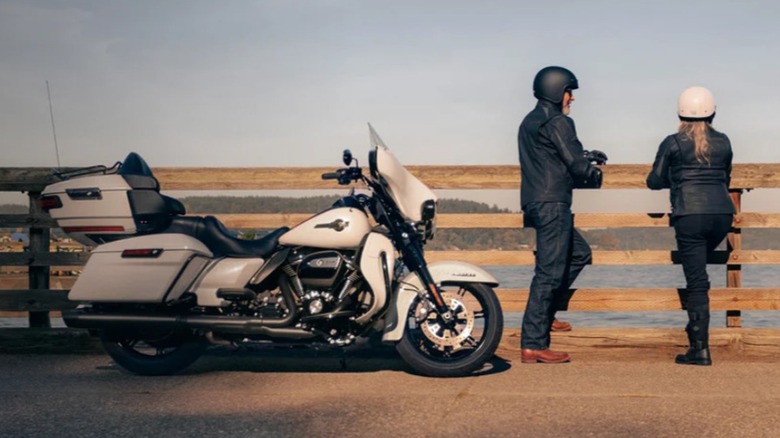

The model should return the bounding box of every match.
[2,345,780,437]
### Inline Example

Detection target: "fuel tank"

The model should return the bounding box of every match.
[279,207,371,249]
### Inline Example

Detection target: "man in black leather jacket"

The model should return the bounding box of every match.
[518,66,605,364]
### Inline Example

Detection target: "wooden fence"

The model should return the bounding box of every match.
[2,164,780,339]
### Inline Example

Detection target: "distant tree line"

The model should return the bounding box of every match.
[180,196,512,214]
[2,197,780,249]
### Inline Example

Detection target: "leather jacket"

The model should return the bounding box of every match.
[518,100,599,208]
[646,130,735,216]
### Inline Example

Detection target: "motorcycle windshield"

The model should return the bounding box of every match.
[368,124,437,222]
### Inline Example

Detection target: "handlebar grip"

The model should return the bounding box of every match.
[321,172,341,180]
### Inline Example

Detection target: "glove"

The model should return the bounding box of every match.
[583,149,608,165]
[574,166,603,189]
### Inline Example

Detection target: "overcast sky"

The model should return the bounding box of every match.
[2,0,779,210]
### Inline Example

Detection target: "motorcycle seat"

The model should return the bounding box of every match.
[162,195,186,216]
[165,216,288,258]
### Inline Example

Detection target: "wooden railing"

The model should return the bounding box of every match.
[2,164,780,333]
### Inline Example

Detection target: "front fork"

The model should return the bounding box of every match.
[399,237,455,324]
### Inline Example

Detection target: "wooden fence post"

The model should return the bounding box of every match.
[727,189,743,328]
[27,191,51,328]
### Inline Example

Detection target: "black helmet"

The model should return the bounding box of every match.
[533,66,578,104]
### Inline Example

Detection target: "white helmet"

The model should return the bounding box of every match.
[678,86,715,119]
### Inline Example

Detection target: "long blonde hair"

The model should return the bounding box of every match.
[678,121,713,165]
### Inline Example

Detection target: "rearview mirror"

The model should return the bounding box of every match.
[342,149,353,166]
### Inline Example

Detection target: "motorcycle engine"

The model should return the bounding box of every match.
[297,251,346,289]
[275,248,375,346]
[284,250,365,318]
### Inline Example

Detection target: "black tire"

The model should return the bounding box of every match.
[395,283,503,377]
[100,329,206,376]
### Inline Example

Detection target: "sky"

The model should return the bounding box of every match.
[2,0,780,210]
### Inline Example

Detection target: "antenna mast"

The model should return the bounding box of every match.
[46,80,62,168]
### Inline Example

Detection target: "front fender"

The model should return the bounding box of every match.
[381,261,499,342]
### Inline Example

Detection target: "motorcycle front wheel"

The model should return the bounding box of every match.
[100,329,206,376]
[396,283,503,377]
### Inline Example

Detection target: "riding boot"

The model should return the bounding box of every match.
[675,305,712,366]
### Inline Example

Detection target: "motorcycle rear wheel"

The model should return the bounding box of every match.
[100,329,206,376]
[395,283,503,377]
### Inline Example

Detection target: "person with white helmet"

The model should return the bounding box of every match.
[647,86,736,366]
[518,66,607,364]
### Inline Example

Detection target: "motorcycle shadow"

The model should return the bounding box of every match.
[186,344,512,377]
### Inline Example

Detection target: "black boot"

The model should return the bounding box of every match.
[675,340,712,365]
[675,306,712,366]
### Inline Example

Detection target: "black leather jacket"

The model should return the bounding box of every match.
[646,130,735,217]
[518,100,598,208]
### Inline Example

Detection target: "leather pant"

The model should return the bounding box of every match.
[674,214,733,309]
[521,202,592,350]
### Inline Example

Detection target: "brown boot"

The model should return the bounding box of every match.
[521,348,571,364]
[551,319,572,332]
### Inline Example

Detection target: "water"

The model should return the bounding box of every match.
[3,265,780,329]
[486,265,780,329]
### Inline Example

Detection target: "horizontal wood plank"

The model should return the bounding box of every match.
[152,164,780,190]
[736,212,780,228]
[427,250,780,265]
[2,327,780,353]
[496,288,780,312]
[0,168,63,192]
[5,164,780,191]
[0,253,90,267]
[0,214,58,228]
[501,328,780,352]
[4,212,780,235]
[0,289,74,311]
[187,212,780,229]
[3,287,780,312]
[1,250,778,267]
[214,213,675,229]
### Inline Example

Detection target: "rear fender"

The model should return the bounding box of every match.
[381,261,499,342]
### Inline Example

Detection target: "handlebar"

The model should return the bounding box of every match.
[322,167,363,185]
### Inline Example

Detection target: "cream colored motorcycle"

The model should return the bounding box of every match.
[43,126,503,377]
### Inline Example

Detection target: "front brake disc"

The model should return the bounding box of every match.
[417,292,475,348]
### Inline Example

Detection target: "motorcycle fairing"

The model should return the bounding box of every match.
[355,232,396,324]
[370,142,437,223]
[381,261,499,341]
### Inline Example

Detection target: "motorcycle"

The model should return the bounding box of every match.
[43,125,504,377]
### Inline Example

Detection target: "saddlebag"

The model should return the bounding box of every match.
[69,234,212,303]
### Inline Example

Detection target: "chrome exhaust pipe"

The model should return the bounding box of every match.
[63,310,317,339]
[63,270,315,339]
